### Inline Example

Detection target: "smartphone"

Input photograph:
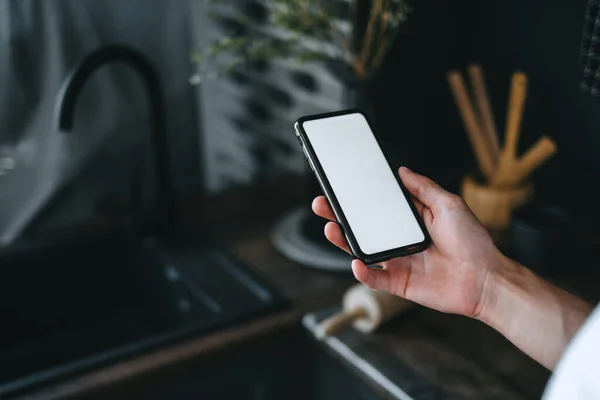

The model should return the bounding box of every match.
[294,109,430,265]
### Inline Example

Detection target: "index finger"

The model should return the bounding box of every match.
[311,196,336,221]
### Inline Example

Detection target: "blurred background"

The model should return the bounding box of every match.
[1,0,599,399]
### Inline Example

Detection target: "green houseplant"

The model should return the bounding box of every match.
[192,0,412,85]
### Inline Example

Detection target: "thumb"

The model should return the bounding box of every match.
[399,167,447,209]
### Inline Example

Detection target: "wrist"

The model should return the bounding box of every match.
[475,253,531,326]
[475,253,594,369]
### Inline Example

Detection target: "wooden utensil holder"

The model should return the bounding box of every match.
[448,66,556,233]
[461,175,533,231]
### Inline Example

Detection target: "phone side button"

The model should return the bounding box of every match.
[308,158,316,172]
[302,145,310,160]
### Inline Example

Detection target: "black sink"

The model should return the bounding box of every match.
[0,233,285,397]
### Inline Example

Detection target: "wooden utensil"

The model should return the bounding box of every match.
[447,71,496,180]
[491,72,528,187]
[467,64,500,164]
[314,284,413,340]
[493,136,557,187]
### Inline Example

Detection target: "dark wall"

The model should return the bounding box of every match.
[374,0,599,213]
[365,0,493,191]
[477,0,600,211]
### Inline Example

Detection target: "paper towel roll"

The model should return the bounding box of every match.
[315,284,413,339]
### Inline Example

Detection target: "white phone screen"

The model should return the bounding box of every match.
[303,113,425,255]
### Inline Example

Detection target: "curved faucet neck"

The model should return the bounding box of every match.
[55,45,178,238]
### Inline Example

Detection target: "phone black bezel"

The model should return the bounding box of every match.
[295,108,431,265]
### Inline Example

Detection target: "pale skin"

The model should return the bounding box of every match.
[312,166,593,370]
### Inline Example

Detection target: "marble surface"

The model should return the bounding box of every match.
[303,306,550,400]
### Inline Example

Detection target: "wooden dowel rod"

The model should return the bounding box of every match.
[513,137,557,182]
[491,136,557,187]
[503,72,528,160]
[468,64,500,163]
[447,71,496,180]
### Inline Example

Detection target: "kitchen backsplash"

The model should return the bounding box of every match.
[0,0,200,243]
[192,0,349,193]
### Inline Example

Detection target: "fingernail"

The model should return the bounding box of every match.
[400,166,411,172]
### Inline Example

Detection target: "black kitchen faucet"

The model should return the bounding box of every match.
[55,45,178,237]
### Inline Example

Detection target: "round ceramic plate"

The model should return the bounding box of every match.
[271,207,353,273]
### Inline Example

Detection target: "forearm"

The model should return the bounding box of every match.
[478,256,593,370]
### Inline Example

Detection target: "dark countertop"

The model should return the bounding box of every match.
[303,306,551,400]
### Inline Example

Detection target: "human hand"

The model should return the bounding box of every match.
[314,167,593,369]
[312,166,508,318]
